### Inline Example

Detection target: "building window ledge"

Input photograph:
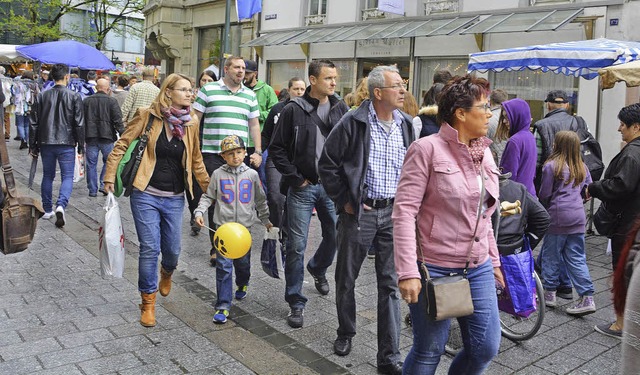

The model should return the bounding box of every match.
[362,8,386,21]
[424,0,458,15]
[305,14,327,26]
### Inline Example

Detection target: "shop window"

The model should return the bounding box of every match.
[267,60,307,93]
[489,70,579,123]
[424,0,459,15]
[306,0,327,26]
[333,59,356,97]
[416,58,467,105]
[198,27,222,80]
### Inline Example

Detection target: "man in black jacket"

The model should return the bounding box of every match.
[318,65,413,375]
[30,63,84,228]
[83,78,124,197]
[270,60,348,329]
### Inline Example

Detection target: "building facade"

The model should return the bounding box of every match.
[248,0,640,165]
[142,0,256,78]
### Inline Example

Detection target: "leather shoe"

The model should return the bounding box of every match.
[333,337,352,356]
[307,264,329,295]
[378,362,402,375]
[287,307,304,328]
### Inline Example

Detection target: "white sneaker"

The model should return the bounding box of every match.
[42,211,54,219]
[55,206,65,228]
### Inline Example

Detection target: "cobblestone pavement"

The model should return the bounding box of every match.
[0,137,621,374]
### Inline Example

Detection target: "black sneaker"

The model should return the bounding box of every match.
[557,287,573,300]
[307,264,329,295]
[287,307,304,328]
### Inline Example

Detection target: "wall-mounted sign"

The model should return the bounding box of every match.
[356,38,410,58]
[265,14,277,20]
[610,18,619,26]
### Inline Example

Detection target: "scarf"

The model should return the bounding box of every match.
[160,106,191,140]
[468,137,488,174]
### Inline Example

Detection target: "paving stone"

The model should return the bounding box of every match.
[56,328,115,348]
[77,352,142,375]
[93,334,153,356]
[535,348,587,374]
[38,344,102,368]
[30,364,85,375]
[0,337,62,361]
[0,330,22,347]
[0,356,42,375]
[172,351,235,373]
[217,360,257,375]
[73,313,127,331]
[19,321,78,341]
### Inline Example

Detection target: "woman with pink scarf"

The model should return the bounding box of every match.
[103,73,210,327]
[393,75,503,374]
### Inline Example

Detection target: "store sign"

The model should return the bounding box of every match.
[356,38,409,58]
[265,14,277,20]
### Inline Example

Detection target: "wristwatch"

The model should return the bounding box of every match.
[254,149,263,156]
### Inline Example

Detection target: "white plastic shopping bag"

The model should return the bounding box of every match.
[99,193,125,277]
[73,151,85,183]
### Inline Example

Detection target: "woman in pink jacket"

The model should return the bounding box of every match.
[392,75,503,374]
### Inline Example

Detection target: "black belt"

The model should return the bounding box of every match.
[363,197,395,209]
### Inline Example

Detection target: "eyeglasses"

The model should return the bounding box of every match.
[172,88,194,94]
[379,84,407,91]
[471,103,491,111]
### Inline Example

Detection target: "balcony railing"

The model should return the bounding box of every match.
[424,0,458,15]
[530,0,574,5]
[362,8,387,21]
[305,14,327,26]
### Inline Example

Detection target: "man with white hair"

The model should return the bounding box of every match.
[318,65,411,375]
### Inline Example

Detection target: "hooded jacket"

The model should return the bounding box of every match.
[269,86,349,192]
[416,105,439,138]
[499,98,537,196]
[319,99,414,221]
[194,162,269,228]
[247,79,278,147]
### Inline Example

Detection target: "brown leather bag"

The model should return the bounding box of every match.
[0,137,44,254]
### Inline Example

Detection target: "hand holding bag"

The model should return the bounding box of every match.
[418,171,485,321]
[99,193,125,277]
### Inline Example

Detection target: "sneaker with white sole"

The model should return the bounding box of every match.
[544,290,557,308]
[55,206,65,228]
[42,211,54,220]
[566,295,596,316]
[213,309,229,324]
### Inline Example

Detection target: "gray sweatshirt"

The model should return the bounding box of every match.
[194,163,269,228]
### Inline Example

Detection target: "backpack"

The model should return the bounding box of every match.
[573,116,605,181]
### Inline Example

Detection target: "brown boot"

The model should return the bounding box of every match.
[159,267,173,297]
[139,291,157,327]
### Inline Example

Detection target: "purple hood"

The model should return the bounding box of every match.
[502,98,531,136]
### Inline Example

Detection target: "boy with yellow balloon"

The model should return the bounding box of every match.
[195,135,272,324]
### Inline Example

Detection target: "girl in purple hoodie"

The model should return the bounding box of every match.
[496,98,537,196]
[539,131,595,316]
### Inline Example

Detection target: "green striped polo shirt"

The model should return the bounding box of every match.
[193,80,259,154]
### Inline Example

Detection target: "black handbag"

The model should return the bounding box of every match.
[117,114,155,197]
[418,171,485,321]
[593,202,621,237]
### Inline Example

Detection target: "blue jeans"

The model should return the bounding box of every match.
[403,260,501,375]
[40,145,75,213]
[215,245,252,310]
[335,207,400,366]
[541,234,594,297]
[15,115,28,140]
[285,183,337,309]
[86,142,114,195]
[130,190,184,294]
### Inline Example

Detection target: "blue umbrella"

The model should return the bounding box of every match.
[468,38,640,79]
[16,40,115,70]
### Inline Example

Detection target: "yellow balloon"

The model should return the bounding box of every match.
[213,222,252,259]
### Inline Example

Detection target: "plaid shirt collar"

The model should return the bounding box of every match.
[367,101,404,132]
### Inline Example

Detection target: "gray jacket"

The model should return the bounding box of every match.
[194,163,269,228]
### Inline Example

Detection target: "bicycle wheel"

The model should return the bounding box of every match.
[499,272,545,341]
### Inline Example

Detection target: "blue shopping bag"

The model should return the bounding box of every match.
[498,236,536,317]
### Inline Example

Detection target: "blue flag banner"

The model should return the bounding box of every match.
[379,0,404,15]
[237,0,262,20]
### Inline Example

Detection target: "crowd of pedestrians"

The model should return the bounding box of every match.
[3,58,639,375]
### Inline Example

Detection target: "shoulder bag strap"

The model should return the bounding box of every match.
[0,131,18,201]
[419,169,485,280]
